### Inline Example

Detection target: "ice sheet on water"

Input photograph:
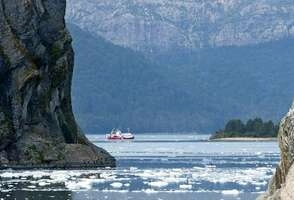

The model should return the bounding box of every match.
[0,164,275,193]
[0,138,279,194]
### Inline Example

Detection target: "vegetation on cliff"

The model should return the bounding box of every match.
[210,118,279,139]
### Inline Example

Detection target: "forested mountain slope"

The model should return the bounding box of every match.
[69,24,294,133]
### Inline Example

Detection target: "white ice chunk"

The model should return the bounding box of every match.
[179,184,192,190]
[221,189,240,196]
[124,183,130,187]
[148,181,168,188]
[65,179,92,190]
[110,182,123,189]
[38,181,50,187]
[144,189,158,194]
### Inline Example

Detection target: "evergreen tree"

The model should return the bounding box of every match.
[246,119,255,132]
[252,118,264,136]
[225,119,245,134]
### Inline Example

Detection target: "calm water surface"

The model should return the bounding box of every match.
[0,134,279,200]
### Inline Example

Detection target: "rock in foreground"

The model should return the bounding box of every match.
[0,0,115,168]
[260,104,294,199]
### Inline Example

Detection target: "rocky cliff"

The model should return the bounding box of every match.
[260,104,294,199]
[66,0,294,54]
[0,0,115,168]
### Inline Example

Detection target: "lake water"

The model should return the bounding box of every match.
[0,134,280,200]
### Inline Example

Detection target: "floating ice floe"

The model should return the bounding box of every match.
[221,189,240,196]
[179,184,193,190]
[148,181,168,188]
[130,167,138,171]
[27,185,36,189]
[124,183,130,187]
[110,182,123,189]
[143,189,158,194]
[65,179,93,190]
[165,177,186,183]
[38,181,50,187]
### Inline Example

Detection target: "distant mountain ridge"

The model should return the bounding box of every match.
[69,24,294,133]
[67,0,294,54]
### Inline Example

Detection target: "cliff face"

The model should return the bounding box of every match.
[0,0,115,167]
[66,0,294,54]
[261,104,294,199]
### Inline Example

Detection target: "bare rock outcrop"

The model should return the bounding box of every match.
[260,103,294,199]
[67,0,294,54]
[0,0,115,168]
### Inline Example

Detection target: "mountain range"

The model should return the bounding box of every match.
[67,0,294,54]
[66,0,294,133]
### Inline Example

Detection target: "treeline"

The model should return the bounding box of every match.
[211,118,279,139]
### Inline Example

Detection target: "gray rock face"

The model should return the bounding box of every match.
[66,0,294,54]
[260,104,294,199]
[0,0,115,168]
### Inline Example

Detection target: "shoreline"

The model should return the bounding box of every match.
[210,137,277,142]
[0,163,115,170]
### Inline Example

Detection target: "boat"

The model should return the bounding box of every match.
[106,129,122,140]
[106,128,135,140]
[121,133,135,140]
